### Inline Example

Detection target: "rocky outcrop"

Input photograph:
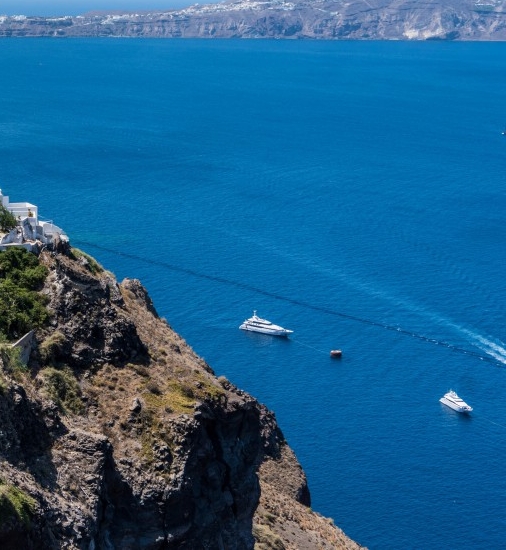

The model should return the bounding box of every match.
[39,252,147,370]
[0,248,363,549]
[0,0,505,40]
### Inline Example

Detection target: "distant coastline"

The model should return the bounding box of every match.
[1,0,506,40]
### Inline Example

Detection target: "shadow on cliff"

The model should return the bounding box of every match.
[0,382,63,491]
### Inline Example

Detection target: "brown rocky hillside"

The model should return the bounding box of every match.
[0,246,364,549]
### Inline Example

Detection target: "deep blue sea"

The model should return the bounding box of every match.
[1,38,506,549]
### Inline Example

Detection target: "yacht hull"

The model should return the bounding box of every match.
[239,311,293,337]
[239,323,292,336]
[439,392,473,413]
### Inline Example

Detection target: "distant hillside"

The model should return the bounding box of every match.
[1,0,506,40]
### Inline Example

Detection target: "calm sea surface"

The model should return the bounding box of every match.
[1,38,506,549]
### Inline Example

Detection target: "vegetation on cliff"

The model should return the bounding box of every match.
[0,479,36,529]
[0,205,17,233]
[0,248,48,340]
[0,245,364,549]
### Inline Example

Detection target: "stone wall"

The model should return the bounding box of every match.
[11,330,35,365]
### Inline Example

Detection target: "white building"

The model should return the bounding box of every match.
[0,189,69,252]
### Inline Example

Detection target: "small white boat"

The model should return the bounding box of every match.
[330,349,342,358]
[239,311,293,337]
[439,390,473,413]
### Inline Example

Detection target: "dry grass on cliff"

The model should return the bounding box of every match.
[254,488,364,550]
[75,278,227,467]
[26,252,363,548]
[254,447,366,550]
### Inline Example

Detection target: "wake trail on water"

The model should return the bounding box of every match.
[75,239,504,368]
[459,329,506,366]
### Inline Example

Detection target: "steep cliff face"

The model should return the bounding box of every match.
[0,248,363,549]
[0,0,505,40]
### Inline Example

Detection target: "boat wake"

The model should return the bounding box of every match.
[75,239,505,368]
[459,329,506,366]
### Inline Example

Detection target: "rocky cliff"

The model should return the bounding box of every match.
[0,245,363,549]
[0,0,505,40]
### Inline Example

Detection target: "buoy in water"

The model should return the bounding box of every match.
[330,349,342,358]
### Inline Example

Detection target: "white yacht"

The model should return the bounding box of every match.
[239,311,293,337]
[439,390,473,413]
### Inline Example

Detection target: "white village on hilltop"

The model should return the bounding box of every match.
[0,189,68,252]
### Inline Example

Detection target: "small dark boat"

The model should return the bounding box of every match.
[330,349,342,358]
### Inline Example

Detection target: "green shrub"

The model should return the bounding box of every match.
[0,479,36,528]
[70,248,104,275]
[39,331,66,364]
[0,205,16,232]
[17,265,48,290]
[0,247,46,286]
[0,280,49,339]
[0,346,27,374]
[40,367,84,415]
[0,248,49,339]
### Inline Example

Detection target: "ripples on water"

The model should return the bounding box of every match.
[1,39,506,549]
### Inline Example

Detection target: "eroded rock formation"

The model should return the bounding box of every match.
[0,248,363,549]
